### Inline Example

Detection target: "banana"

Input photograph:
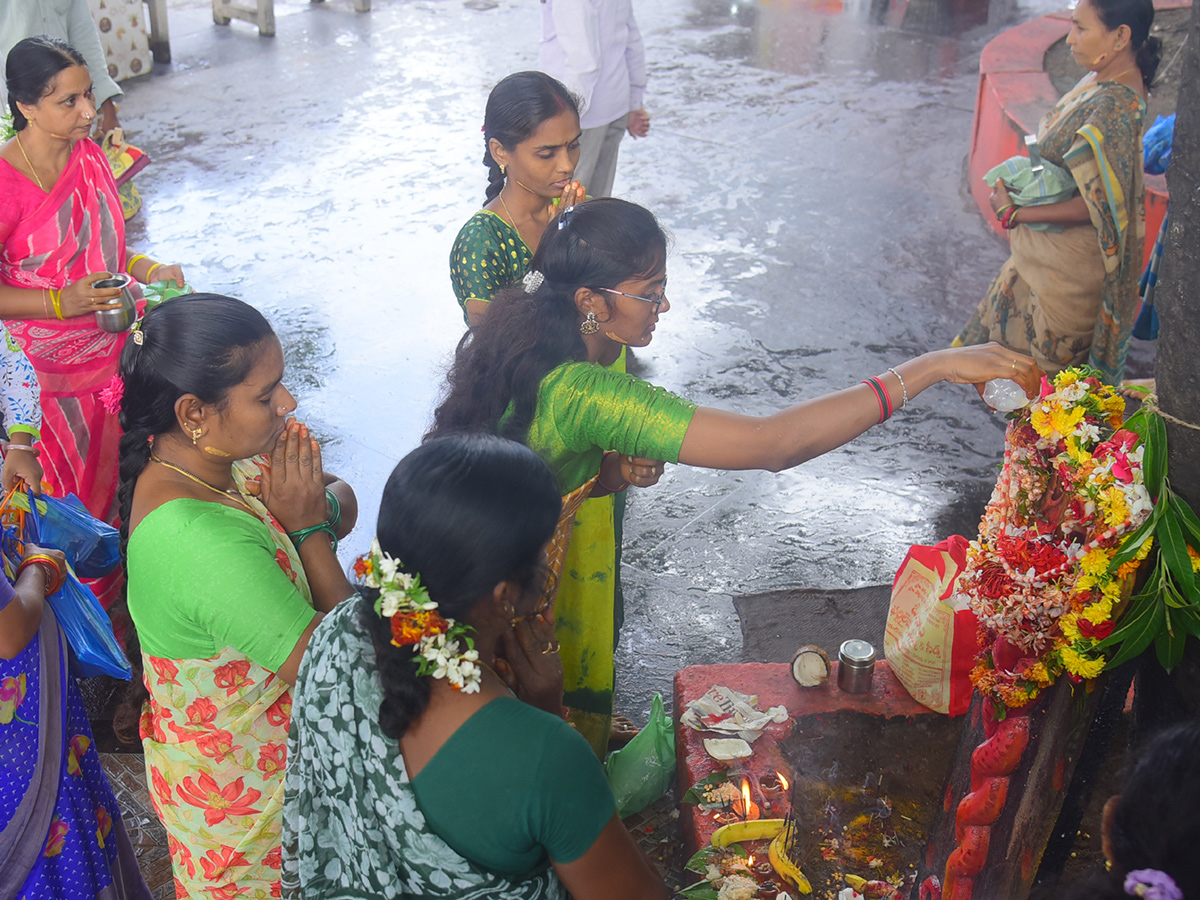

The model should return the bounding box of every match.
[845,876,868,891]
[768,828,813,894]
[710,818,787,848]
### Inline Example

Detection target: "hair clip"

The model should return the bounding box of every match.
[556,205,577,230]
[522,270,545,294]
[130,318,144,345]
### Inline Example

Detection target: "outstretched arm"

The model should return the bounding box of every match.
[678,344,1041,472]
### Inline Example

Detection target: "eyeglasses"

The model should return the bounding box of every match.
[599,287,666,314]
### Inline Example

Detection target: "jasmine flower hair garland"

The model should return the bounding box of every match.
[353,539,482,694]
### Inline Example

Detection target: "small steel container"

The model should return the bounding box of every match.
[837,639,877,694]
[92,274,141,333]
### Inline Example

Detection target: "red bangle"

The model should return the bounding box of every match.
[862,377,893,424]
[18,555,64,595]
[597,452,630,492]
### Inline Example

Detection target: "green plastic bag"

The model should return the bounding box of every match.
[604,693,676,818]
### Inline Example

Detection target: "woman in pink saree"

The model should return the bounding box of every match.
[0,37,183,607]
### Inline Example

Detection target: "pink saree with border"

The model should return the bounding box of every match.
[0,139,128,607]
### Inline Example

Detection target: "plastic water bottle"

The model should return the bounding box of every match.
[982,378,1032,412]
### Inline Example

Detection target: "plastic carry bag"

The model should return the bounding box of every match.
[604,693,676,818]
[9,490,121,578]
[884,535,978,716]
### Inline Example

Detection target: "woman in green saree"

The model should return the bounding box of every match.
[429,198,1044,755]
[953,0,1158,385]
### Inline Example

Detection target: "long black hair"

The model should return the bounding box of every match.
[362,433,560,739]
[428,197,668,444]
[1045,720,1200,899]
[113,295,276,741]
[5,36,87,131]
[482,71,578,203]
[1088,0,1161,86]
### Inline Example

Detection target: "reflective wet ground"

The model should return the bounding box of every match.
[121,0,1155,723]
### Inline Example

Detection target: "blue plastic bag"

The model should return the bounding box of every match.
[43,566,132,680]
[11,490,121,578]
[1143,114,1175,175]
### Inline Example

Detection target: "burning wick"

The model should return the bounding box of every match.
[732,777,760,821]
[760,771,790,812]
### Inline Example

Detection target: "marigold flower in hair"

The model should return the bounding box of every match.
[353,539,482,693]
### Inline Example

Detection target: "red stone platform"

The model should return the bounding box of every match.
[674,661,939,853]
[968,2,1188,267]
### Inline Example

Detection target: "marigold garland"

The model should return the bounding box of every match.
[959,368,1154,711]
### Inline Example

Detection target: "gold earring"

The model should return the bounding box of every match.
[579,311,600,335]
[500,164,506,176]
[190,426,203,445]
[202,445,232,458]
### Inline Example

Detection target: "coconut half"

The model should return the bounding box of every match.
[791,645,831,687]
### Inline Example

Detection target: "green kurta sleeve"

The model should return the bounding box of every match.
[527,362,698,492]
[449,210,532,323]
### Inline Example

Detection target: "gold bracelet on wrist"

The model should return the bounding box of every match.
[145,262,165,282]
[126,254,149,275]
[50,289,63,320]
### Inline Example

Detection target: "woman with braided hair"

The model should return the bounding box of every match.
[449,71,587,329]
[112,295,357,899]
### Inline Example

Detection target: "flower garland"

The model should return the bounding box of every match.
[353,539,482,694]
[960,369,1154,710]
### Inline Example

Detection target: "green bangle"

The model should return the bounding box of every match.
[288,523,338,551]
[324,487,342,533]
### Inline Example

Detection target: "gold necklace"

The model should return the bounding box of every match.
[1102,64,1138,83]
[151,454,255,514]
[14,132,45,191]
[497,189,526,245]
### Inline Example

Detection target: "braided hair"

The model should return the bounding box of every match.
[112,294,275,742]
[482,71,578,203]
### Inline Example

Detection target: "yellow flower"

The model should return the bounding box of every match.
[1081,548,1113,576]
[1189,545,1200,574]
[1136,536,1155,561]
[1055,370,1080,388]
[1100,486,1130,528]
[1061,612,1081,641]
[1065,437,1093,465]
[1100,579,1124,603]
[1101,393,1126,416]
[1075,573,1099,593]
[1061,645,1106,680]
[1049,405,1086,438]
[1031,405,1053,438]
[1026,662,1053,686]
[1082,598,1114,624]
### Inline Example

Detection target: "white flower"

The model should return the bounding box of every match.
[378,554,401,583]
[393,571,415,591]
[718,874,758,900]
[1075,421,1101,443]
[379,589,404,618]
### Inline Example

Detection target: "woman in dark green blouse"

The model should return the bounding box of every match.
[282,434,668,900]
[450,71,587,328]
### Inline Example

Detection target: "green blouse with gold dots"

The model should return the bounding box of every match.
[449,210,531,323]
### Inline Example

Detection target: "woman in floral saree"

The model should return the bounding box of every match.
[0,37,183,607]
[953,0,1159,385]
[116,296,357,899]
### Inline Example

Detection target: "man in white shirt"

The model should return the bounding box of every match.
[540,0,649,198]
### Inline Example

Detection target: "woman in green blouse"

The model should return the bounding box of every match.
[430,198,1044,756]
[449,71,587,328]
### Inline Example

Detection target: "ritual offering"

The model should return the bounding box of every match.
[836,640,876,694]
[704,738,754,761]
[791,645,831,687]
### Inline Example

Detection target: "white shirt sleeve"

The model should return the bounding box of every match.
[0,327,41,438]
[624,4,646,111]
[549,0,603,118]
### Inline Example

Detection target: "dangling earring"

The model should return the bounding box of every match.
[190,426,203,445]
[499,164,506,177]
[202,445,232,458]
[580,311,600,335]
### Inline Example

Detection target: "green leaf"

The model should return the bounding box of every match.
[678,883,721,900]
[1159,509,1196,596]
[1172,490,1200,551]
[1155,622,1188,672]
[682,772,729,807]
[1108,502,1162,572]
[1147,411,1168,496]
[1099,595,1165,668]
[684,846,718,874]
[1171,604,1200,638]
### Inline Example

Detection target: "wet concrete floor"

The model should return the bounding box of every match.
[118,0,1156,723]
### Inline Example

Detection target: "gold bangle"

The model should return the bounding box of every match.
[50,289,63,320]
[18,554,65,595]
[144,262,164,282]
[126,253,149,275]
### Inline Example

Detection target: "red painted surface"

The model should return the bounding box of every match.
[968,5,1183,268]
[674,661,935,852]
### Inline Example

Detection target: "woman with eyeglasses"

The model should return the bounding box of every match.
[428,197,1044,756]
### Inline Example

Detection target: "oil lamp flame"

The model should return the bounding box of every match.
[732,777,760,820]
[777,771,789,791]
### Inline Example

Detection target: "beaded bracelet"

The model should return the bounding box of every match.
[886,367,909,409]
[18,554,65,595]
